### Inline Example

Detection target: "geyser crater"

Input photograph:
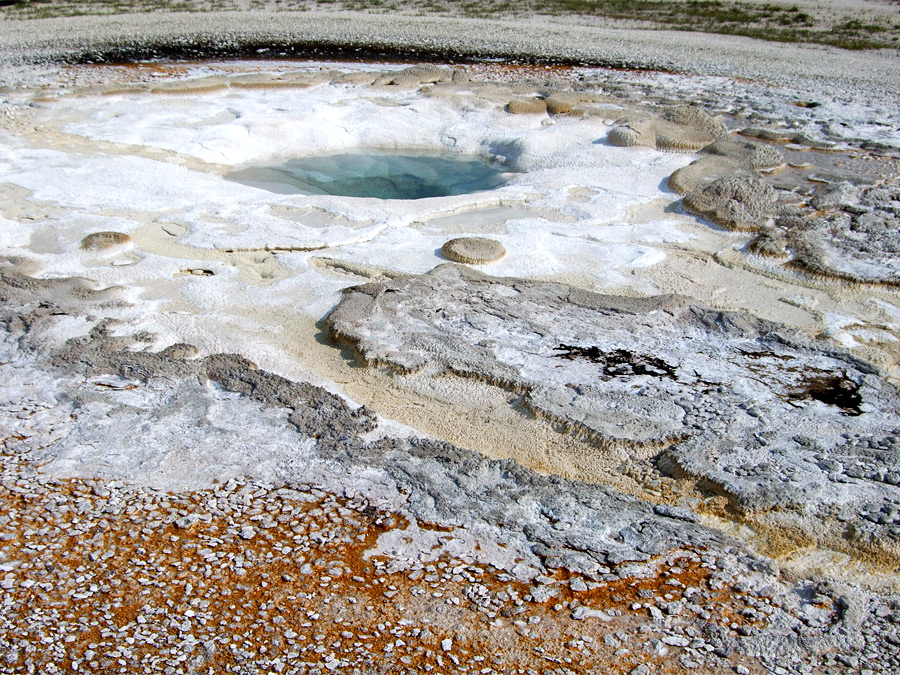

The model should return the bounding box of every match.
[226,149,511,200]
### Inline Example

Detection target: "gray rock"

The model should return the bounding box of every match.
[663,105,728,140]
[746,228,790,259]
[683,175,777,231]
[0,258,741,579]
[740,127,836,150]
[701,137,785,170]
[785,185,900,285]
[652,504,698,523]
[809,181,861,210]
[327,263,900,544]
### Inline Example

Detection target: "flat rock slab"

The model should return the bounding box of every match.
[784,184,900,286]
[327,264,900,548]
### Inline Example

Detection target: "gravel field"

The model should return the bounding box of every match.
[0,11,898,100]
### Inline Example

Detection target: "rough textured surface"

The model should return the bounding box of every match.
[607,116,717,152]
[440,237,506,264]
[667,155,748,194]
[655,125,717,153]
[0,260,898,673]
[608,108,727,153]
[0,261,735,574]
[4,260,900,675]
[327,264,900,556]
[3,448,893,675]
[701,137,785,171]
[682,175,778,231]
[1,20,899,671]
[740,126,838,150]
[785,184,900,285]
[746,227,790,259]
[662,106,728,140]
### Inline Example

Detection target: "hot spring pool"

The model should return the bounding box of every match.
[226,150,510,200]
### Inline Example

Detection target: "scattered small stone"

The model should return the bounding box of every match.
[507,98,547,115]
[80,231,132,251]
[441,237,506,264]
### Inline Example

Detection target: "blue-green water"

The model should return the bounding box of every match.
[227,150,509,200]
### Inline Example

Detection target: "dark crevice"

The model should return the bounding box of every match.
[553,345,678,380]
[787,374,864,416]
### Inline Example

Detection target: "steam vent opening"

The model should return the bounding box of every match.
[227,150,510,199]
